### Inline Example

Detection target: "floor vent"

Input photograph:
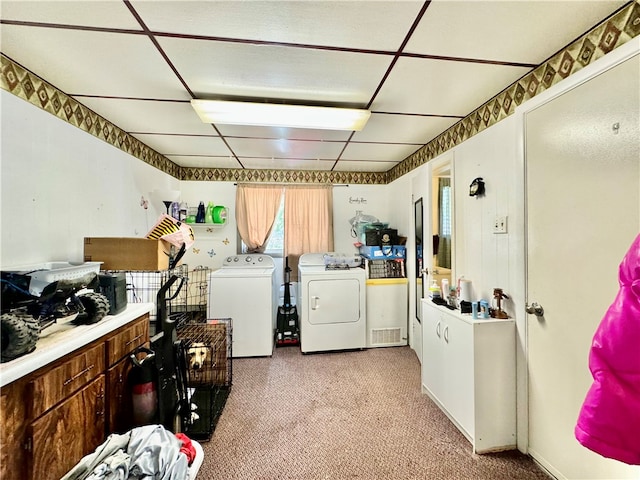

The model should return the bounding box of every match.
[370,327,402,346]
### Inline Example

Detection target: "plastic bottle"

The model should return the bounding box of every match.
[179,202,188,222]
[441,279,449,300]
[429,279,441,299]
[170,201,180,220]
[195,201,206,223]
[480,300,490,318]
[205,202,215,224]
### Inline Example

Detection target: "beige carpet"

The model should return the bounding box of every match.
[197,346,550,480]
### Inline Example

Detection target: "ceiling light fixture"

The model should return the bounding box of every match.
[191,99,371,131]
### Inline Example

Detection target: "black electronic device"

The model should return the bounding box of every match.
[99,272,128,315]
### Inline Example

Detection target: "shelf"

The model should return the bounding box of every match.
[188,222,226,228]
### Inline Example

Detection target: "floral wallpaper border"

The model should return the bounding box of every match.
[1,1,637,185]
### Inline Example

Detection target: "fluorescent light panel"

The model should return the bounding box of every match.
[191,99,370,131]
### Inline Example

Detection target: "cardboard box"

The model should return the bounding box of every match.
[84,237,174,271]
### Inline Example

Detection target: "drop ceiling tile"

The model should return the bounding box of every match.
[0,25,190,100]
[1,0,630,178]
[373,56,530,116]
[225,137,344,160]
[333,161,397,173]
[1,1,140,29]
[75,98,214,135]
[353,112,460,144]
[408,1,627,64]
[131,0,424,51]
[157,36,390,104]
[240,157,335,171]
[341,142,421,162]
[166,155,240,169]
[216,124,352,142]
[133,133,230,157]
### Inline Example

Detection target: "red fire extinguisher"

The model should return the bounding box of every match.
[129,347,158,426]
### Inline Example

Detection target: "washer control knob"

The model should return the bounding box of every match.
[257,256,263,262]
[225,257,233,263]
[245,256,252,263]
[233,257,239,262]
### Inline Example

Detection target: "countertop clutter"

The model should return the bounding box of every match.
[0,302,153,388]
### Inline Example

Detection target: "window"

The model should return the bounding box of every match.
[238,195,284,256]
[263,197,284,256]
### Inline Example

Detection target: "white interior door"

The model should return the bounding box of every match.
[525,54,639,479]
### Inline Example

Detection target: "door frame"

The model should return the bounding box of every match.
[514,36,640,456]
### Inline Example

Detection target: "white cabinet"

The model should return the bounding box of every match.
[421,299,516,453]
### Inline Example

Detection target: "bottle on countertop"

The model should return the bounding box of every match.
[441,279,449,300]
[429,279,441,299]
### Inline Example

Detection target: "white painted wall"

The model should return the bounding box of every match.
[333,183,395,254]
[0,91,179,268]
[0,94,394,273]
[177,181,238,271]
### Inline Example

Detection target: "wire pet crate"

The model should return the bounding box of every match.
[176,318,232,441]
[106,265,209,328]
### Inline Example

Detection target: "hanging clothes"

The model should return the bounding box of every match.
[575,233,640,465]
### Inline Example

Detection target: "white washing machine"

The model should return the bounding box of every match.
[208,254,276,357]
[297,253,366,353]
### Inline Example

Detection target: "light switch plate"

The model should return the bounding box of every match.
[493,215,508,234]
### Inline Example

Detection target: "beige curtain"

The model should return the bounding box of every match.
[235,183,284,253]
[284,184,334,281]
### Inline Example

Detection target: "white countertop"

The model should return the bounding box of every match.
[0,303,153,388]
[422,298,515,326]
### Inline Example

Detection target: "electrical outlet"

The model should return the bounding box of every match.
[493,215,508,234]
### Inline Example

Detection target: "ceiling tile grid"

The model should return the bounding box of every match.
[388,1,640,183]
[1,1,637,184]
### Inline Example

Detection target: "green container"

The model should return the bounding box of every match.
[212,206,227,224]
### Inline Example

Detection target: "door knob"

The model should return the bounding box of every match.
[526,302,544,317]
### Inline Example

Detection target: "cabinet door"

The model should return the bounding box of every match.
[107,356,135,434]
[0,381,29,479]
[421,302,445,405]
[28,375,106,480]
[442,312,473,437]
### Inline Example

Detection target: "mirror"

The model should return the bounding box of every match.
[431,166,452,294]
[414,197,423,323]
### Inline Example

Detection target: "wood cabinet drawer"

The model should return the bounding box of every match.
[106,314,149,366]
[29,343,105,419]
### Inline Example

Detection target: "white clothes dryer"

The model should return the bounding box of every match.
[297,253,366,353]
[208,254,276,357]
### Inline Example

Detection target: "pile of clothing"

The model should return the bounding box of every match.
[62,424,198,480]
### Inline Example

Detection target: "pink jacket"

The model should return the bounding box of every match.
[575,233,640,465]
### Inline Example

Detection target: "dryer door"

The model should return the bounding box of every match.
[307,278,361,325]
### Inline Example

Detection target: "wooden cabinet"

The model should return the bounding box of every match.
[0,310,149,480]
[105,316,149,434]
[421,299,516,453]
[29,375,106,480]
